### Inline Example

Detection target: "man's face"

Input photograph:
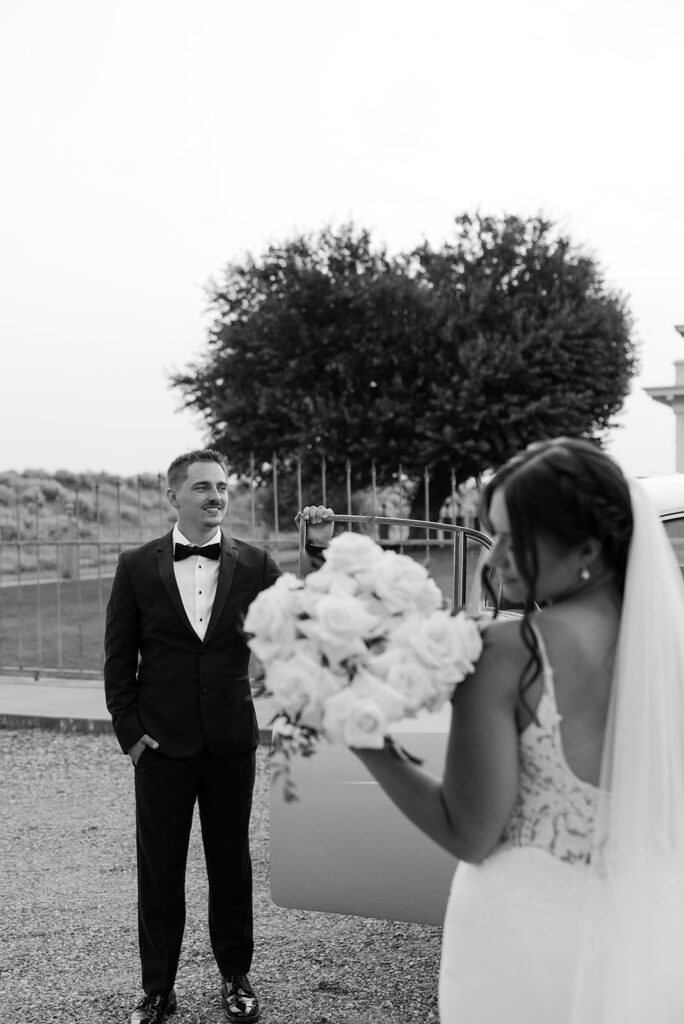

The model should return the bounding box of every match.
[167,461,228,538]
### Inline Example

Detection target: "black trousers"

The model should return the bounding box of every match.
[133,745,256,995]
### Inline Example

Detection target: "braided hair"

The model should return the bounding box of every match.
[479,437,633,713]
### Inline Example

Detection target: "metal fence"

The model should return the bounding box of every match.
[0,460,481,678]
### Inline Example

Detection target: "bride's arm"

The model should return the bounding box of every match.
[353,620,525,863]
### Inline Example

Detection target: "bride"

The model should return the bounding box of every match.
[353,438,684,1022]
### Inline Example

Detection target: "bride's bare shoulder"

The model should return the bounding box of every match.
[480,615,524,647]
[476,616,529,672]
[452,616,528,711]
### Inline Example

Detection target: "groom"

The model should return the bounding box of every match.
[104,448,333,1024]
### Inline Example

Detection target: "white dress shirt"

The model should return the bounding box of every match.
[172,525,222,640]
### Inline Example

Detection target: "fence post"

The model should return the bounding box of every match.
[116,479,122,554]
[55,511,63,670]
[271,452,279,540]
[75,487,84,664]
[15,500,23,669]
[34,495,43,673]
[249,453,257,538]
[137,476,143,535]
[96,479,105,671]
[379,502,388,542]
[397,462,404,553]
[424,466,431,564]
[0,515,4,670]
[62,499,78,580]
[157,473,165,533]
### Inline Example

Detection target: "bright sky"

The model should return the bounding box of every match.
[1,0,682,478]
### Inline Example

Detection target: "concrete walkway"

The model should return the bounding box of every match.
[0,673,276,744]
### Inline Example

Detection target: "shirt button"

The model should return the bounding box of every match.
[201,687,208,694]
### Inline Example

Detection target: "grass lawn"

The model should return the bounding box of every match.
[0,577,111,674]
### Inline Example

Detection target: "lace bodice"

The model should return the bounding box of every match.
[498,625,609,867]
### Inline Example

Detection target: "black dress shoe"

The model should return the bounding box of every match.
[130,989,177,1024]
[221,974,260,1022]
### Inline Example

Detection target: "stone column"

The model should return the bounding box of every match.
[644,326,684,473]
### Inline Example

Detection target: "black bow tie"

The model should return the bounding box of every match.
[174,542,221,562]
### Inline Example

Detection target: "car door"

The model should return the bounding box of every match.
[269,515,495,925]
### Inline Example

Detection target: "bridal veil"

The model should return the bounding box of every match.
[570,479,684,1022]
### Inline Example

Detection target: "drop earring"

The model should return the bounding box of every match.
[579,566,591,581]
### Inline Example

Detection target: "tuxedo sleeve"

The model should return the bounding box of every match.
[263,547,282,589]
[104,554,144,753]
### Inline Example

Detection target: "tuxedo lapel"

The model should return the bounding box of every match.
[155,532,197,636]
[203,534,238,644]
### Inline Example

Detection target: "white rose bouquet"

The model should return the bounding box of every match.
[244,531,483,798]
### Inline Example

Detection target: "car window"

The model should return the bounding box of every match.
[661,516,684,573]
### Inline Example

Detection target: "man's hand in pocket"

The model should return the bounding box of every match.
[128,734,159,766]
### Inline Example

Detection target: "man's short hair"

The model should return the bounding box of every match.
[167,449,228,492]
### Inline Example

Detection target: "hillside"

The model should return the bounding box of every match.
[0,469,266,540]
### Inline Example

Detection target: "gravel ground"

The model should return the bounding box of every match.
[0,730,441,1023]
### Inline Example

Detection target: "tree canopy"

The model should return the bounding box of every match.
[171,215,637,518]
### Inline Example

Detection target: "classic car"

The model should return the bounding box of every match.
[268,475,684,925]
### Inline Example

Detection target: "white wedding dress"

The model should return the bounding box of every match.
[439,624,607,1023]
[438,480,684,1023]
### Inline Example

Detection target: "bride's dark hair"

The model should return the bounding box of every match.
[479,437,633,713]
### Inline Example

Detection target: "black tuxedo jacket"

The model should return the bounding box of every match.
[104,530,281,758]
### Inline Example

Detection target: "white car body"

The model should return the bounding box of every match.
[269,475,684,925]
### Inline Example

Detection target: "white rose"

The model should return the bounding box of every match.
[295,570,359,618]
[304,570,359,596]
[351,666,408,723]
[297,592,381,668]
[320,532,384,587]
[370,648,438,713]
[244,574,302,663]
[409,610,483,687]
[372,551,444,615]
[243,573,300,630]
[321,687,387,749]
[448,610,485,666]
[382,610,424,645]
[265,651,344,729]
[369,645,409,680]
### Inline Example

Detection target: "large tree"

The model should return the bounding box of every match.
[172,216,637,520]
